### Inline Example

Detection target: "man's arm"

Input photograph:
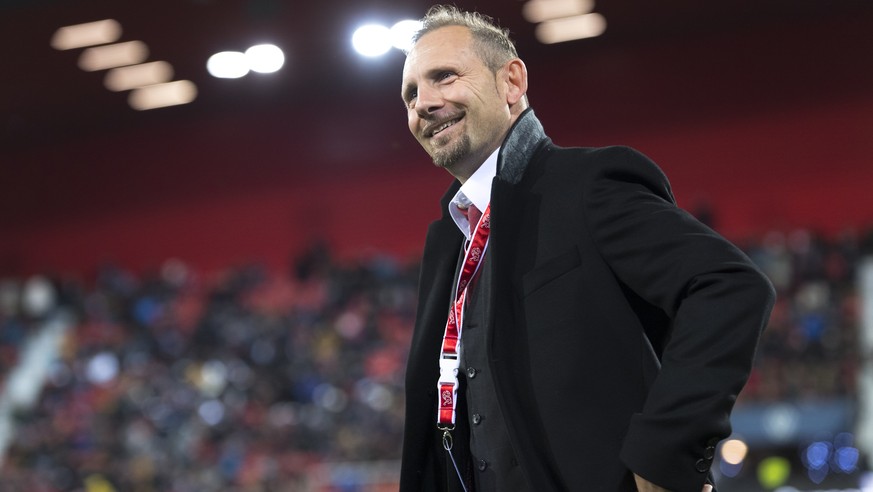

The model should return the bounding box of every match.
[580,146,775,491]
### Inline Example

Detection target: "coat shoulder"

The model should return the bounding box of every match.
[527,144,672,198]
[542,144,663,174]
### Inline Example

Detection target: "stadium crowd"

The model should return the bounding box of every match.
[0,227,870,491]
[740,228,868,403]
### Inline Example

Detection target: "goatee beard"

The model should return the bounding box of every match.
[431,133,471,170]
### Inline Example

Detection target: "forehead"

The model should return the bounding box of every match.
[402,26,478,81]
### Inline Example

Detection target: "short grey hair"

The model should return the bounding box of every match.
[411,4,520,72]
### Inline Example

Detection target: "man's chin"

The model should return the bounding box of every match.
[430,141,470,171]
[432,154,462,171]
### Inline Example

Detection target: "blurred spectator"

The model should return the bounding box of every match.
[742,228,861,403]
[1,253,417,491]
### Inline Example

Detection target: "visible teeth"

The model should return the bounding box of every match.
[432,119,458,136]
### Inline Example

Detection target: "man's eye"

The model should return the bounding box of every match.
[402,88,417,107]
[438,72,455,81]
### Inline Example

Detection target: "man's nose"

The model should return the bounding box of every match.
[414,85,443,116]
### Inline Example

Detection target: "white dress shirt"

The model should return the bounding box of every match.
[448,148,499,240]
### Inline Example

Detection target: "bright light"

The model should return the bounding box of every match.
[720,439,749,465]
[78,41,149,71]
[51,19,122,50]
[523,0,594,24]
[104,61,174,91]
[757,456,791,489]
[804,441,831,470]
[535,13,606,44]
[128,80,197,110]
[834,446,860,473]
[352,24,392,57]
[207,51,249,78]
[208,44,285,78]
[85,352,119,386]
[390,20,422,52]
[245,44,285,73]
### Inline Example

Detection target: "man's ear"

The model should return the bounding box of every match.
[502,58,528,106]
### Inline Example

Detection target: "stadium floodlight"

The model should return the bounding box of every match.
[535,12,606,44]
[51,19,122,50]
[78,41,149,71]
[352,24,392,57]
[128,80,197,110]
[390,20,422,52]
[207,51,249,79]
[245,44,285,74]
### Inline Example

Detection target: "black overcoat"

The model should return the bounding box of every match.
[400,109,775,491]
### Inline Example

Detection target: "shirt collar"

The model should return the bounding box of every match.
[448,147,499,238]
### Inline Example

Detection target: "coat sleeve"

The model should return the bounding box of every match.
[579,146,775,491]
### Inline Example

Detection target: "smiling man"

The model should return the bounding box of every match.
[399,5,775,492]
[402,22,522,182]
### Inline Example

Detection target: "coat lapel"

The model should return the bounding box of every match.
[489,108,550,358]
[488,110,569,490]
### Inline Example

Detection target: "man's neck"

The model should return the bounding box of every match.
[450,149,497,184]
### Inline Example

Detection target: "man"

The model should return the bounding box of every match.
[399,5,774,491]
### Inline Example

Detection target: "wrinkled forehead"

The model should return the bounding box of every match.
[401,26,475,82]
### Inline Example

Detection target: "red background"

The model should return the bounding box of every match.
[2,8,872,276]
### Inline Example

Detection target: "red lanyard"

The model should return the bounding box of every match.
[437,203,491,429]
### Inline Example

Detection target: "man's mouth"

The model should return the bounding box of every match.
[426,116,462,138]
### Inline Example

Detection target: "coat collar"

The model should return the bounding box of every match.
[496,108,548,185]
[438,108,548,213]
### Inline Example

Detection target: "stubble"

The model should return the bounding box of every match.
[430,133,472,170]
